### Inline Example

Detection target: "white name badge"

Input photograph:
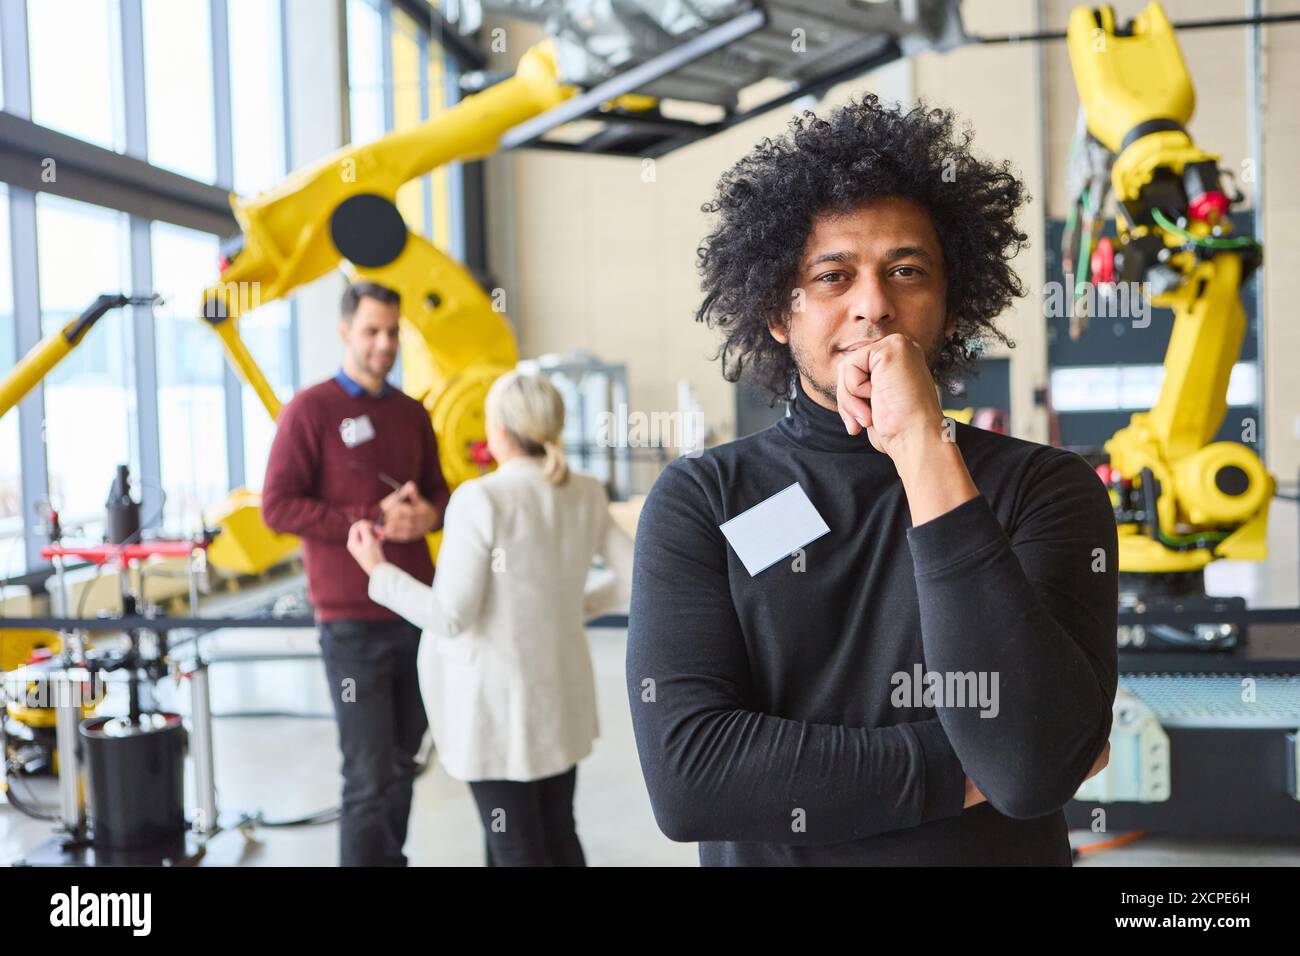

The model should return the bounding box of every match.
[340,414,376,448]
[719,482,830,577]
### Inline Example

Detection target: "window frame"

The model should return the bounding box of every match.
[0,0,294,569]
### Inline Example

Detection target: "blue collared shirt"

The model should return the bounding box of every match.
[335,369,391,398]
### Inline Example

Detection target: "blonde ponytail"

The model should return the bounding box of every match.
[486,370,570,486]
[541,438,569,486]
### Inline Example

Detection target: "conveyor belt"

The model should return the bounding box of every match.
[1121,672,1300,728]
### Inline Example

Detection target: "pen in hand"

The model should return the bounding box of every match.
[378,472,416,503]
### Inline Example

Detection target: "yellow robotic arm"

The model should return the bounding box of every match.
[0,295,158,420]
[206,41,571,479]
[1066,1,1269,585]
[0,42,573,570]
[197,41,575,571]
[0,41,584,574]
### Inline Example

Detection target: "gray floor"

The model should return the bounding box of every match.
[2,497,1299,866]
[1,625,696,867]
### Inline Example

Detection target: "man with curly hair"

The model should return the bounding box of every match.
[626,94,1119,865]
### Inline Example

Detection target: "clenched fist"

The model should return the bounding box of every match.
[834,332,948,458]
[835,332,978,526]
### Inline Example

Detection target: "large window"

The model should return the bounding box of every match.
[392,5,425,229]
[228,0,286,198]
[17,0,294,543]
[347,0,387,147]
[425,8,458,253]
[36,194,135,539]
[346,0,462,249]
[142,0,216,182]
[0,187,22,577]
[3,0,463,567]
[151,222,228,532]
[240,301,295,488]
[227,0,295,488]
[28,0,125,149]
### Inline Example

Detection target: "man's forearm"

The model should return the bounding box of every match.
[904,455,1119,819]
[894,428,979,527]
[629,704,969,845]
[263,494,371,541]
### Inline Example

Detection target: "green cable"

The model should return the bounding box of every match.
[1075,188,1091,299]
[1151,208,1259,250]
[1064,196,1078,253]
[1155,526,1231,550]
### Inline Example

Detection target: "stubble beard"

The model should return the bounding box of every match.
[789,326,948,406]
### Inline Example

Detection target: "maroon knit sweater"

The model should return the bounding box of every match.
[261,378,449,621]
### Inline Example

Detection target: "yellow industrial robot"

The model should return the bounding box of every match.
[201,40,577,571]
[1064,1,1269,601]
[0,41,578,574]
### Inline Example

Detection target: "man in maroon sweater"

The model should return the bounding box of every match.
[262,281,449,866]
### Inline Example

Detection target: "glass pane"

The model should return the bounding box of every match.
[392,7,424,228]
[347,0,386,146]
[229,0,286,197]
[36,195,134,540]
[427,35,453,249]
[143,0,216,182]
[29,0,124,149]
[151,222,228,533]
[1049,363,1259,413]
[240,301,295,487]
[0,187,22,575]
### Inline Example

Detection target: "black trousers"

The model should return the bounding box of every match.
[467,765,586,867]
[319,618,428,866]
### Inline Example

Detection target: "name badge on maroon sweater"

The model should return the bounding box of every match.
[340,414,377,448]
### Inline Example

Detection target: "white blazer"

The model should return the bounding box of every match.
[368,455,634,782]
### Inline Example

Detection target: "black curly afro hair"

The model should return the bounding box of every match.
[695,92,1029,404]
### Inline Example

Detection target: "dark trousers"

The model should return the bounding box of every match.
[319,618,428,866]
[467,765,586,867]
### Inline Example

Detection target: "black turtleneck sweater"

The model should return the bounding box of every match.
[626,379,1118,865]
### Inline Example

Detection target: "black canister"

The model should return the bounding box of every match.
[104,464,141,545]
[79,713,187,851]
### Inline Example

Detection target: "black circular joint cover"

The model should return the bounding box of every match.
[330,194,408,268]
[1214,465,1250,497]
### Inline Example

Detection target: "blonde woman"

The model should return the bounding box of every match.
[346,370,634,866]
